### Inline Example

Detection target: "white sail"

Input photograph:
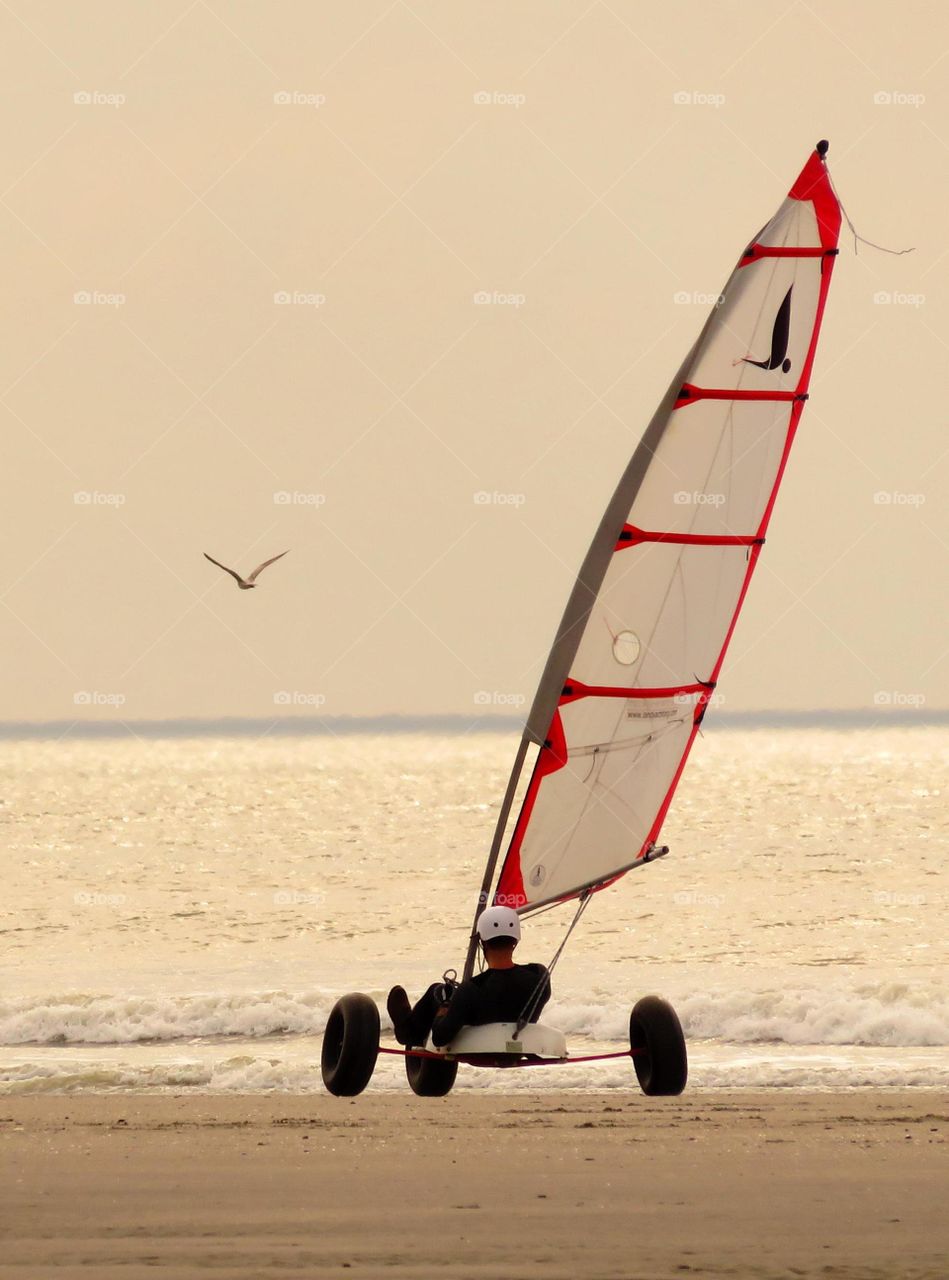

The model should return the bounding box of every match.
[481,143,841,919]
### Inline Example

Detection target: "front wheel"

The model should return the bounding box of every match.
[630,995,687,1096]
[321,993,380,1096]
[406,1051,458,1097]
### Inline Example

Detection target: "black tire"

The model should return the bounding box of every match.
[405,1051,458,1097]
[321,993,380,1096]
[630,995,688,1096]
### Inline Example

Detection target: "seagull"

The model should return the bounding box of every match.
[203,550,289,590]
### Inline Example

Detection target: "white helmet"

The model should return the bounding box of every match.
[477,905,521,944]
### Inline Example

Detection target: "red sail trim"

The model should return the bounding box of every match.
[739,245,837,265]
[676,382,802,405]
[789,149,840,250]
[615,523,762,551]
[559,679,708,707]
[494,712,568,909]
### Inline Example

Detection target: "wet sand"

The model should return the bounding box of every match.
[3,1091,946,1278]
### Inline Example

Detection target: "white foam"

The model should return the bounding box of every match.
[2,981,946,1050]
[554,981,949,1048]
[2,1043,947,1095]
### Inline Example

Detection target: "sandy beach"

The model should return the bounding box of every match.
[3,1090,945,1278]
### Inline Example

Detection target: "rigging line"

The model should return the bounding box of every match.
[825,165,914,257]
[514,891,592,1037]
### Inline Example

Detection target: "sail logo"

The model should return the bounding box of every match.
[673,91,725,108]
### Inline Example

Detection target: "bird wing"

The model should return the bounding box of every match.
[247,550,290,582]
[203,553,245,586]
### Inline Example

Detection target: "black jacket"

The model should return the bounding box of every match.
[431,962,550,1047]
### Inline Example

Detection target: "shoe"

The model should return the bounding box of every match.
[386,985,413,1046]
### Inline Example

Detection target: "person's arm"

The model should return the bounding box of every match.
[431,981,477,1047]
[525,963,551,1019]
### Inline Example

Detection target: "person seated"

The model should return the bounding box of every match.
[386,905,550,1049]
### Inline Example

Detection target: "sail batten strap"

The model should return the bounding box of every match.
[560,679,712,704]
[616,525,764,549]
[741,245,838,263]
[677,383,807,404]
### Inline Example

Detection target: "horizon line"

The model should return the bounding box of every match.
[0,708,947,740]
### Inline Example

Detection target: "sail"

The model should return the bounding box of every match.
[489,143,840,915]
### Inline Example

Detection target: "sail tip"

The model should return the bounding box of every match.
[816,139,830,158]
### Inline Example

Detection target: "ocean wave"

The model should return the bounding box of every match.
[541,982,949,1048]
[2,981,946,1048]
[0,991,336,1046]
[2,1050,947,1095]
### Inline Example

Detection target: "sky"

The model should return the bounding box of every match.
[2,0,947,724]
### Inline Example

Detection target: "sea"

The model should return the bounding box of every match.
[2,726,946,1094]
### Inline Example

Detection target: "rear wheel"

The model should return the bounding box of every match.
[405,1051,458,1097]
[321,993,380,1096]
[630,995,687,1096]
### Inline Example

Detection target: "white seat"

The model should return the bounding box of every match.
[431,1021,567,1059]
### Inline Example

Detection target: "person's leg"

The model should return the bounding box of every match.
[387,983,442,1046]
